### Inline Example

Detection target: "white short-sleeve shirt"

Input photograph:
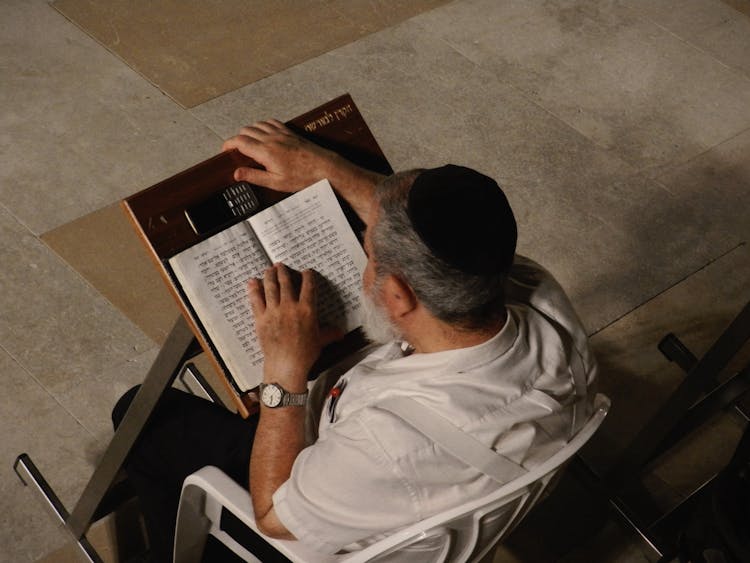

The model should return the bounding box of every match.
[273,257,597,554]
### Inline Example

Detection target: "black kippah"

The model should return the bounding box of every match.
[406,164,517,275]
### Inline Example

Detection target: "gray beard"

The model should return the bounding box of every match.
[360,289,402,344]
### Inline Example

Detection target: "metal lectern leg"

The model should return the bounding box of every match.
[14,315,200,560]
[14,454,103,563]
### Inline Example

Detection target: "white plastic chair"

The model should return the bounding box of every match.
[174,394,609,563]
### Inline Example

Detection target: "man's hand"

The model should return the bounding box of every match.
[247,263,342,540]
[223,119,384,224]
[248,263,342,390]
[223,120,338,194]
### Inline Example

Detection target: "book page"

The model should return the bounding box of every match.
[168,222,271,391]
[249,179,366,333]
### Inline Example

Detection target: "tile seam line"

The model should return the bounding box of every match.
[431,33,642,174]
[194,9,479,131]
[434,14,750,170]
[0,341,97,440]
[36,235,155,348]
[622,4,750,85]
[1,224,157,391]
[589,241,748,338]
[48,1,188,108]
[0,200,39,237]
[189,110,227,141]
[649,124,750,197]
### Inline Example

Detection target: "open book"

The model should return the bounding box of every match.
[169,179,367,392]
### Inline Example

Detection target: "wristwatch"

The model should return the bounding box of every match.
[258,382,308,408]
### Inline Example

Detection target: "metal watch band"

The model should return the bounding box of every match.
[259,382,308,408]
[281,390,308,407]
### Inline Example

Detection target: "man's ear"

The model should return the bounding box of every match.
[380,274,418,319]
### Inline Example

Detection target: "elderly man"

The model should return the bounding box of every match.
[114,120,597,561]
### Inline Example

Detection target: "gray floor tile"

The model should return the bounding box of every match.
[53,348,159,456]
[622,0,741,35]
[527,171,741,333]
[0,206,153,393]
[194,19,740,333]
[697,13,750,78]
[0,1,221,235]
[413,0,750,171]
[624,0,750,78]
[650,411,745,501]
[51,0,451,109]
[0,348,96,562]
[653,126,750,241]
[189,63,344,147]
[585,243,750,473]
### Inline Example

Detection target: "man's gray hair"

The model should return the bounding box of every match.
[371,170,509,329]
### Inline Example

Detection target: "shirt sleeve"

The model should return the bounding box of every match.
[272,413,420,554]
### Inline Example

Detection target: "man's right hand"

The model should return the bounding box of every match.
[222,119,384,224]
[222,119,337,193]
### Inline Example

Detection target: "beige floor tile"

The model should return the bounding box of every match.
[413,0,750,170]
[42,203,181,346]
[51,0,451,109]
[0,349,97,562]
[0,1,221,235]
[0,206,153,393]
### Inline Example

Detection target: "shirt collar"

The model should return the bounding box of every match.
[372,309,519,375]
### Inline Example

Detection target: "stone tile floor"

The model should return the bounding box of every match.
[1,0,749,561]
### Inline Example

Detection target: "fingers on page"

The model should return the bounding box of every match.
[247,278,266,314]
[300,269,316,304]
[263,266,280,304]
[276,264,296,300]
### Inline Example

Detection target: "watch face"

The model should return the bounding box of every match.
[261,384,283,407]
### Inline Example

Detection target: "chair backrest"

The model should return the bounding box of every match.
[340,393,610,563]
[175,394,609,563]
